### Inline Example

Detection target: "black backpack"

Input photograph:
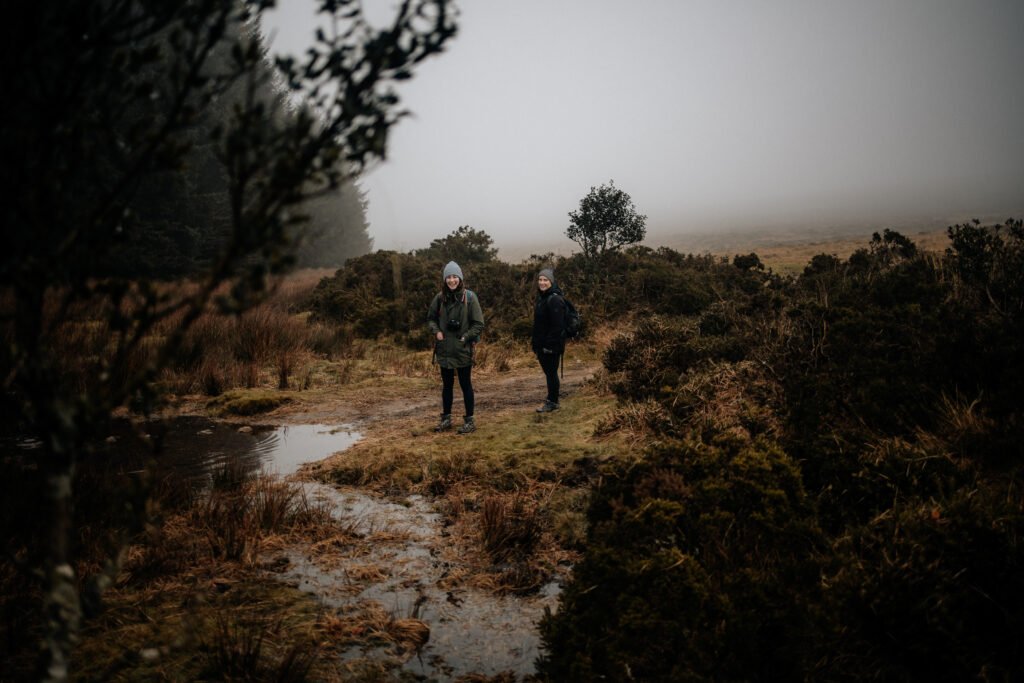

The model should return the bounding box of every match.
[560,295,582,340]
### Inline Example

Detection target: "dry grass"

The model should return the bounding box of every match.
[751,228,951,274]
[480,491,543,563]
[72,573,337,683]
[301,380,636,593]
[318,601,430,654]
[594,398,673,442]
[14,269,401,410]
[655,226,952,275]
[123,472,338,581]
[666,359,784,440]
[265,268,335,314]
[440,479,576,595]
[474,342,518,373]
[67,470,355,682]
[204,614,319,682]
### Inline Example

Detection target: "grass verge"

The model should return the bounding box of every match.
[304,382,642,593]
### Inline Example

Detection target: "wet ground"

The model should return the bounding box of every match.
[59,416,364,488]
[278,483,561,679]
[9,360,599,680]
[95,410,569,680]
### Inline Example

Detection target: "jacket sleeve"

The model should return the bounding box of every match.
[464,291,485,342]
[544,294,566,351]
[427,293,442,335]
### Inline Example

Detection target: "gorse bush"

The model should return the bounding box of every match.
[307,241,781,349]
[822,481,1024,682]
[310,249,538,344]
[308,251,437,339]
[539,223,1024,682]
[784,222,1024,464]
[539,435,826,682]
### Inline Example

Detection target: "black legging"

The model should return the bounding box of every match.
[538,352,560,403]
[440,366,474,417]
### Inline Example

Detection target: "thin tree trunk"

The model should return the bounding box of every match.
[41,457,80,683]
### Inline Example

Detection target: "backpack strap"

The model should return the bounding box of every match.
[438,290,470,326]
[461,290,471,335]
[548,292,565,377]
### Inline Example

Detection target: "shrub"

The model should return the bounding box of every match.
[544,226,1024,681]
[821,478,1024,681]
[538,435,825,682]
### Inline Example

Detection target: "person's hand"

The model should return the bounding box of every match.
[436,331,444,341]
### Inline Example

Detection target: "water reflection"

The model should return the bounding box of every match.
[282,484,562,679]
[2,417,559,679]
[97,416,361,488]
[256,424,361,476]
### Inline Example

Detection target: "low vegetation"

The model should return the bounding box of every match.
[4,220,1021,681]
[304,384,633,594]
[538,220,1024,681]
[2,451,347,681]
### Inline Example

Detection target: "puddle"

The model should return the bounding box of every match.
[91,416,560,678]
[4,416,560,679]
[277,483,561,679]
[85,416,361,487]
[252,423,361,476]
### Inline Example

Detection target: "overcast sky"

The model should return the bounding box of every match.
[262,0,1024,257]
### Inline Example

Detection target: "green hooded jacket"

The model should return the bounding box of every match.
[427,289,485,369]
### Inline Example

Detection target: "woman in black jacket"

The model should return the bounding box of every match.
[531,267,565,413]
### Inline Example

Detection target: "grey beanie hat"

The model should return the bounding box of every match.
[538,268,555,286]
[443,261,464,281]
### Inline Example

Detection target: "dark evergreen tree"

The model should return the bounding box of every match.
[0,1,455,678]
[293,180,373,268]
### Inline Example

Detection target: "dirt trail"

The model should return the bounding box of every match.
[251,357,605,679]
[280,357,603,427]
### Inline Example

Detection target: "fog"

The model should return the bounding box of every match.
[263,0,1024,257]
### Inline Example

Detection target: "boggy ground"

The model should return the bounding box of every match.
[277,352,624,678]
[72,342,644,681]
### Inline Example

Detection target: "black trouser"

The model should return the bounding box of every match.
[537,351,560,404]
[440,366,474,417]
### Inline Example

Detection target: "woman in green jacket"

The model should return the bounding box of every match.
[427,261,485,433]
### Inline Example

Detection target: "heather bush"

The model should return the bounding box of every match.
[783,223,1024,497]
[541,224,1024,681]
[307,240,778,347]
[538,435,826,682]
[821,472,1024,681]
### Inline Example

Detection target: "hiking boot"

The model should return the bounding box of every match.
[456,416,476,434]
[536,400,560,413]
[434,413,452,432]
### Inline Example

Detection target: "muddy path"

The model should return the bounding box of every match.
[244,358,605,679]
[278,357,602,426]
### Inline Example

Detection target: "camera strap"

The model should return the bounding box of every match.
[437,290,471,335]
[434,290,466,319]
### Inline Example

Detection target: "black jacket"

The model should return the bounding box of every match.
[532,287,566,354]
